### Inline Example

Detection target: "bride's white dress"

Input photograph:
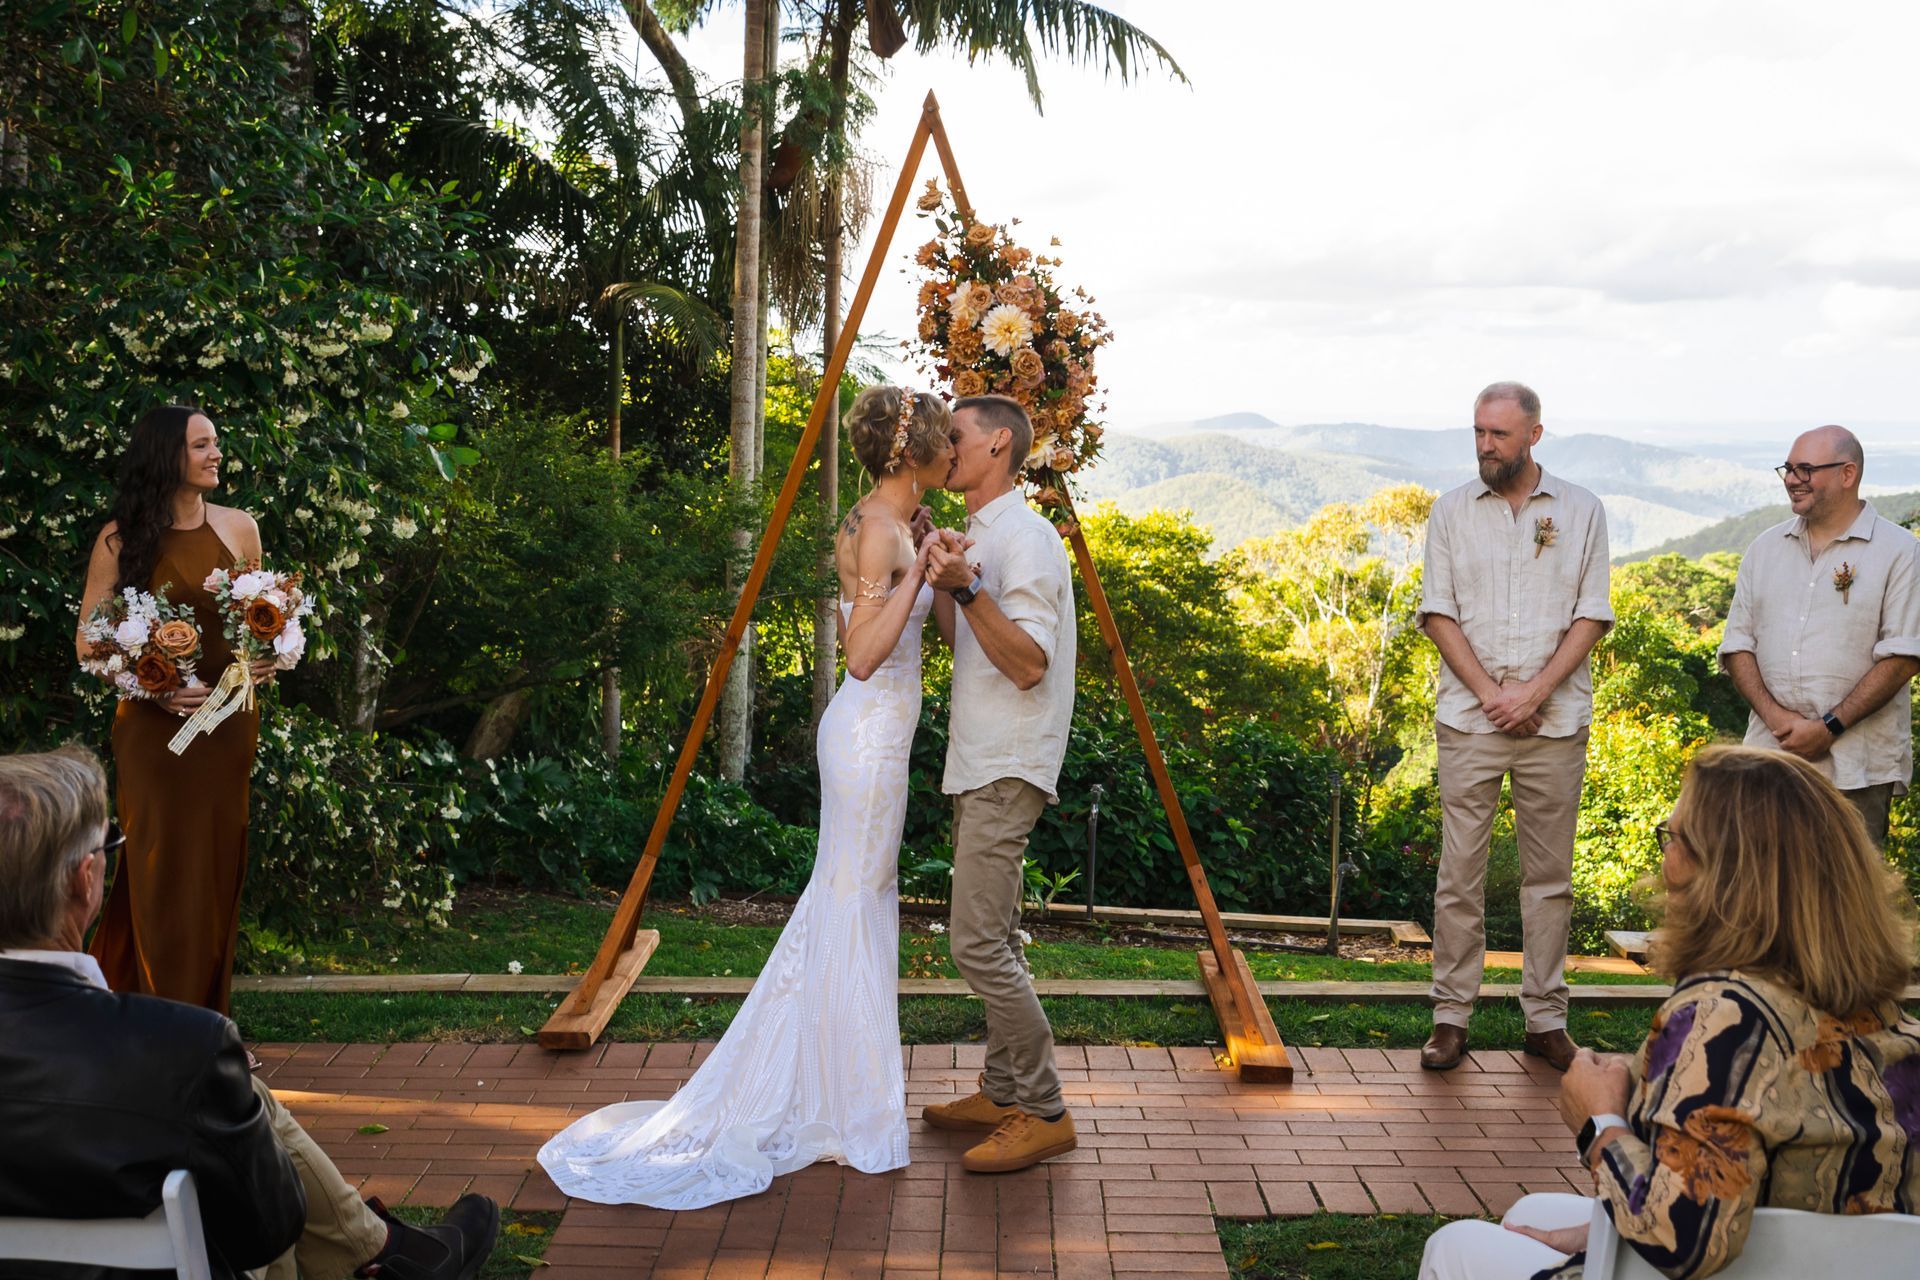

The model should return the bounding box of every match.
[537,585,931,1209]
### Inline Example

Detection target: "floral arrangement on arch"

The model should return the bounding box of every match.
[909,179,1113,514]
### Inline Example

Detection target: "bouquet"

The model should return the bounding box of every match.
[168,560,315,754]
[80,588,204,702]
[909,179,1114,519]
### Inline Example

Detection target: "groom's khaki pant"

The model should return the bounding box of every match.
[253,1075,389,1280]
[950,776,1063,1117]
[1431,724,1588,1034]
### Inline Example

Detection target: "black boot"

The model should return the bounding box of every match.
[357,1194,499,1280]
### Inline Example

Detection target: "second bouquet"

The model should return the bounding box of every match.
[168,561,315,755]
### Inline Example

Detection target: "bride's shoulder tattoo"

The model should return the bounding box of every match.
[841,504,865,539]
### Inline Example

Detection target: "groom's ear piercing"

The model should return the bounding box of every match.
[989,446,998,456]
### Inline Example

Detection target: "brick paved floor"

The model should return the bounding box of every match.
[257,1042,1582,1279]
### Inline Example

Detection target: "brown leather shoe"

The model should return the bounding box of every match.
[962,1110,1077,1173]
[1421,1023,1468,1070]
[923,1088,1022,1132]
[1524,1028,1578,1071]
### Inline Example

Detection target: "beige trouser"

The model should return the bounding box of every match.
[1431,725,1589,1033]
[949,777,1063,1117]
[252,1076,389,1280]
[1842,783,1895,849]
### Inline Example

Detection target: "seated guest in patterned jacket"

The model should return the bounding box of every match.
[0,745,497,1280]
[1420,745,1920,1280]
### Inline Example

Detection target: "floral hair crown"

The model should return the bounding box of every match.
[886,390,914,471]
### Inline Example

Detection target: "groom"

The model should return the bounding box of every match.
[919,394,1079,1174]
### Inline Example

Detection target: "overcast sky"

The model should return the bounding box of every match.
[669,1,1920,442]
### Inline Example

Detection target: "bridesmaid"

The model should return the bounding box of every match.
[74,405,275,1015]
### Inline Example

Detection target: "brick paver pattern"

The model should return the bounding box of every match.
[257,1041,1583,1279]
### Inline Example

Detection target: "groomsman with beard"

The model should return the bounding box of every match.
[1416,382,1613,1072]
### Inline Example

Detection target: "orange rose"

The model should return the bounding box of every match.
[1009,347,1045,386]
[153,619,199,657]
[914,240,942,268]
[245,598,286,641]
[948,327,984,366]
[919,313,940,341]
[952,370,987,397]
[134,652,178,693]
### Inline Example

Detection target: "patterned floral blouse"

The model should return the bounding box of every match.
[1539,969,1920,1280]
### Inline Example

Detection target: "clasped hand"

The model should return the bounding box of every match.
[914,516,978,592]
[1481,680,1545,736]
[1770,714,1833,761]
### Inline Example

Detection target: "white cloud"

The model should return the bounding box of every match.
[664,0,1920,434]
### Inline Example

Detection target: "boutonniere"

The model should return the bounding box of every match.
[1533,516,1557,559]
[1834,562,1855,604]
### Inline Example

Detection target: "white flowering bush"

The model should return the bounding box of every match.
[248,705,463,938]
[0,2,490,739]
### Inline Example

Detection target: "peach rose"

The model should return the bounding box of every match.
[952,370,987,397]
[1009,347,1045,386]
[948,326,984,366]
[1050,446,1076,470]
[919,313,939,341]
[916,179,944,212]
[963,222,996,251]
[134,652,178,693]
[914,240,942,268]
[153,619,199,658]
[245,597,286,641]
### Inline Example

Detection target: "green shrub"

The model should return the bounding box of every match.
[246,704,461,944]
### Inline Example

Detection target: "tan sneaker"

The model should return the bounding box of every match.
[962,1110,1077,1173]
[922,1089,1022,1132]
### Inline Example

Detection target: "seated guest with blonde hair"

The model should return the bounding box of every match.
[0,745,498,1280]
[1420,745,1920,1279]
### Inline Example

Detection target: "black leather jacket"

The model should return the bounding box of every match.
[0,957,307,1280]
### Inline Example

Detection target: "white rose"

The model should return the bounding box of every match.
[231,570,276,598]
[114,617,150,648]
[272,619,306,668]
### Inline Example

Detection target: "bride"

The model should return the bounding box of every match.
[539,386,957,1210]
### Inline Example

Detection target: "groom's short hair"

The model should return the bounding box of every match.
[955,395,1031,477]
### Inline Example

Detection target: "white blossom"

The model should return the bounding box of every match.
[392,516,418,540]
[388,400,409,419]
[0,624,24,642]
[506,960,524,975]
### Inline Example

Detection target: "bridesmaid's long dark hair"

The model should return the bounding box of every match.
[107,404,200,592]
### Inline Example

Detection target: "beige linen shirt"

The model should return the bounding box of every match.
[944,490,1076,801]
[1417,468,1614,737]
[1718,502,1920,792]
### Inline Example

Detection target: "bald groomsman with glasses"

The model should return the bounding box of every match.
[1719,426,1920,846]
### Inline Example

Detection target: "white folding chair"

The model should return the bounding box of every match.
[1585,1196,1920,1279]
[0,1168,213,1280]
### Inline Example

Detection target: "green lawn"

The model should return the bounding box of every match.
[234,889,1668,1048]
[387,1207,559,1280]
[1221,1214,1456,1280]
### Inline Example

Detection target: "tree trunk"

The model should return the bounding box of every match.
[344,596,390,734]
[717,0,771,782]
[810,5,856,730]
[466,686,533,761]
[601,315,625,760]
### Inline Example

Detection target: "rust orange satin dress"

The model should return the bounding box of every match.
[89,520,259,1015]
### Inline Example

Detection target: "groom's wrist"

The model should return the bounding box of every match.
[951,574,983,607]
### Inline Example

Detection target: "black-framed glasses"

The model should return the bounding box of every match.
[1775,461,1848,483]
[97,822,125,856]
[1653,820,1677,851]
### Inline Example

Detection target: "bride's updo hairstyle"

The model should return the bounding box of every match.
[844,386,950,480]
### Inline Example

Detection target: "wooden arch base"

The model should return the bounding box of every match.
[541,92,1292,1084]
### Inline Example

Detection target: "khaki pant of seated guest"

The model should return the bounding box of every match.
[1432,725,1588,1034]
[251,1075,389,1280]
[1842,783,1895,849]
[949,777,1062,1117]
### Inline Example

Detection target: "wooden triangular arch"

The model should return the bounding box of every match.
[542,92,1292,1083]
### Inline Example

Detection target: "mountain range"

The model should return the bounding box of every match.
[1083,415,1845,557]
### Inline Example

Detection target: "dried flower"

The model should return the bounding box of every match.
[1835,562,1855,604]
[979,304,1036,357]
[1533,516,1558,558]
[952,370,987,397]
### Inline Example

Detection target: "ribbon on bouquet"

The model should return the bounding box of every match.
[166,659,255,756]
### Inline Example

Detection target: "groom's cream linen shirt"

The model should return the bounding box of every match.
[944,489,1076,802]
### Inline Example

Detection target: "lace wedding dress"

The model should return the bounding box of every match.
[538,585,930,1209]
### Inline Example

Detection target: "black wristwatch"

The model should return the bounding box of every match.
[950,574,982,607]
[1823,710,1847,738]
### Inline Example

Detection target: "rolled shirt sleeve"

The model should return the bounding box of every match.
[1573,499,1615,628]
[1415,493,1459,628]
[1872,536,1920,661]
[994,526,1064,664]
[1718,555,1757,660]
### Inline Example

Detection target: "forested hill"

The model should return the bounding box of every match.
[1085,417,1784,555]
[1622,491,1920,562]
